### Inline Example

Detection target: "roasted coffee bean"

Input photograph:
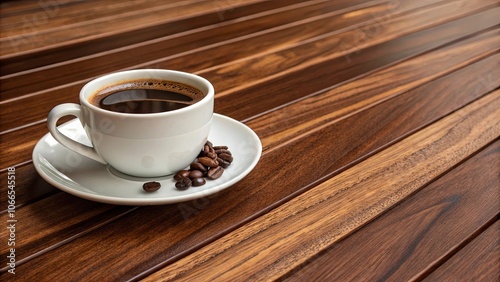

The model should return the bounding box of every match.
[198,156,219,168]
[215,149,231,155]
[174,170,190,180]
[175,177,192,190]
[202,144,210,155]
[191,177,206,187]
[190,162,207,172]
[218,152,233,163]
[206,152,217,159]
[173,141,233,190]
[207,166,224,180]
[143,181,161,192]
[217,157,230,168]
[189,169,204,179]
[208,145,216,154]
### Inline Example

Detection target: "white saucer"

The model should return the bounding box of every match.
[32,113,262,205]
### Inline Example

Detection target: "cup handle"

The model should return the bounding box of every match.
[47,103,107,164]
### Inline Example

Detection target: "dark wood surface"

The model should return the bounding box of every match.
[1,0,498,281]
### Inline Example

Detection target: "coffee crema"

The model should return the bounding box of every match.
[89,79,204,114]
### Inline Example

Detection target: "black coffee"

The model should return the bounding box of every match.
[90,79,204,114]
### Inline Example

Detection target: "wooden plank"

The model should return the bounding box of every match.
[250,31,500,151]
[0,0,199,30]
[0,195,137,272]
[3,0,486,103]
[283,141,500,281]
[214,7,500,121]
[203,0,497,95]
[0,0,77,16]
[0,0,308,74]
[0,0,260,54]
[0,164,58,211]
[2,61,497,281]
[421,221,500,282]
[141,91,500,281]
[2,4,498,133]
[0,0,390,101]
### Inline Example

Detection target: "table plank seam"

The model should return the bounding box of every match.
[410,213,500,282]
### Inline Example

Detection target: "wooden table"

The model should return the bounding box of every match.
[1,0,499,281]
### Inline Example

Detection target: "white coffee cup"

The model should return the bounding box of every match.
[47,69,214,177]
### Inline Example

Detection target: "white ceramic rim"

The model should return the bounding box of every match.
[80,69,214,118]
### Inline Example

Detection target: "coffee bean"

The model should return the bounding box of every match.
[189,169,204,179]
[175,177,192,190]
[218,152,233,163]
[173,141,233,190]
[217,157,230,168]
[206,152,217,159]
[143,181,161,192]
[192,177,206,186]
[207,166,224,180]
[190,162,207,172]
[200,144,210,156]
[174,170,190,180]
[208,145,216,154]
[215,149,231,155]
[198,156,219,168]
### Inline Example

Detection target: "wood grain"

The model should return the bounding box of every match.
[0,0,309,74]
[3,62,497,281]
[203,0,497,96]
[0,1,498,280]
[9,0,471,102]
[214,8,500,121]
[0,0,263,54]
[249,31,500,151]
[421,221,500,282]
[142,91,500,281]
[0,0,390,101]
[2,3,497,133]
[1,46,496,271]
[0,164,57,211]
[0,0,403,127]
[1,27,498,169]
[2,33,497,209]
[1,0,202,33]
[2,29,498,277]
[0,195,135,270]
[283,141,500,281]
[0,0,47,15]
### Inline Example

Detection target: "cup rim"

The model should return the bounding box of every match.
[80,69,214,118]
